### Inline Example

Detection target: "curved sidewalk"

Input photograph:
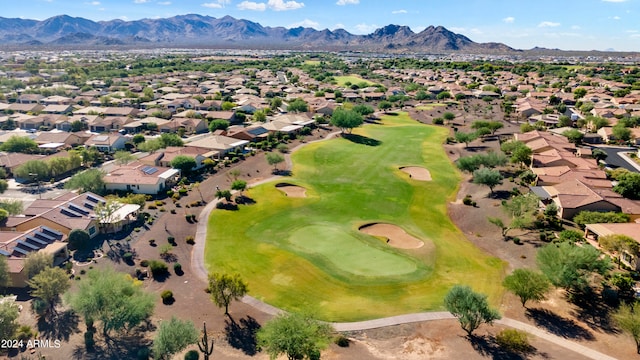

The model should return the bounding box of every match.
[190,130,619,360]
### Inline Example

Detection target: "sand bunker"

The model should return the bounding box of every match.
[275,183,307,198]
[359,223,425,249]
[400,166,432,181]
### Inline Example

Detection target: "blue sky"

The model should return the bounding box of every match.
[5,0,640,51]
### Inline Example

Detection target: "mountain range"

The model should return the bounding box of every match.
[0,14,516,53]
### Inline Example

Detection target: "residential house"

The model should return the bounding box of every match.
[35,132,87,149]
[186,135,249,158]
[139,146,208,170]
[0,226,67,287]
[543,179,623,219]
[89,116,132,132]
[103,161,180,195]
[584,222,640,270]
[85,133,128,153]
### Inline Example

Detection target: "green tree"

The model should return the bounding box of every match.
[253,109,267,122]
[27,267,70,316]
[444,285,501,336]
[330,108,364,134]
[563,129,584,144]
[23,251,53,279]
[170,155,197,174]
[0,179,7,194]
[137,138,164,153]
[472,168,503,195]
[443,112,456,122]
[132,134,146,145]
[65,268,155,337]
[153,316,199,360]
[287,98,308,113]
[454,131,478,148]
[511,146,533,167]
[599,234,639,269]
[231,180,248,197]
[206,272,248,315]
[208,119,230,132]
[0,255,10,289]
[613,302,640,354]
[573,211,630,227]
[573,88,587,100]
[611,170,640,199]
[68,229,91,251]
[502,269,551,308]
[159,133,184,147]
[613,124,632,142]
[378,100,392,111]
[114,150,135,165]
[215,189,232,202]
[65,169,105,195]
[266,152,285,171]
[0,135,38,153]
[257,312,333,360]
[488,193,539,239]
[0,300,19,341]
[14,160,50,181]
[352,104,374,116]
[537,242,610,292]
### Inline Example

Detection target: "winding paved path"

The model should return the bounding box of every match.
[190,129,619,360]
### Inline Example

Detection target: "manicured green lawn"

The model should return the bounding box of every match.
[333,75,378,87]
[415,103,448,111]
[205,112,505,321]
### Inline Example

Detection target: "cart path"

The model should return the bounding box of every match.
[190,129,619,360]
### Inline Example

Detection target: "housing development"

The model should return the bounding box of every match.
[1,18,640,360]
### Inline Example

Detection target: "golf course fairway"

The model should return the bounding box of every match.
[205,112,505,321]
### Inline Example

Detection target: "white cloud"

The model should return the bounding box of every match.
[336,0,359,5]
[202,2,223,8]
[353,23,379,34]
[237,1,267,10]
[538,21,560,27]
[268,0,304,11]
[158,1,171,5]
[602,0,627,2]
[289,19,319,28]
[611,15,621,20]
[392,9,407,14]
[86,1,100,5]
[571,25,581,30]
[333,23,346,30]
[502,16,515,23]
[133,0,150,3]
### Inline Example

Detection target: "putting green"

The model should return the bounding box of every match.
[205,112,505,321]
[288,225,420,278]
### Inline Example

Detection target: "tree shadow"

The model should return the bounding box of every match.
[465,146,490,152]
[525,308,594,340]
[569,292,619,333]
[469,335,542,360]
[235,196,256,205]
[224,315,261,356]
[488,190,512,200]
[342,133,382,147]
[272,169,292,176]
[215,202,239,211]
[37,309,80,341]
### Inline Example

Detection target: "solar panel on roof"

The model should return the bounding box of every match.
[84,202,95,210]
[25,236,47,247]
[69,203,90,215]
[13,247,29,256]
[17,240,39,251]
[34,232,55,242]
[86,195,101,203]
[0,249,10,256]
[61,208,83,218]
[41,226,63,237]
[142,166,158,175]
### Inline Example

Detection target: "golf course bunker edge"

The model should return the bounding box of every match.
[359,223,425,249]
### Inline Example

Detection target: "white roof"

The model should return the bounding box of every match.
[159,168,180,180]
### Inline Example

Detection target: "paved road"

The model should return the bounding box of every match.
[191,129,620,360]
[593,145,640,173]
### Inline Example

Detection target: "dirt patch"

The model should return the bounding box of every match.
[275,183,307,198]
[359,223,424,249]
[400,166,432,181]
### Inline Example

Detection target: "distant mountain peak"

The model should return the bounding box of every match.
[0,14,516,53]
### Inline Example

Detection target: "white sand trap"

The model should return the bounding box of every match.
[359,223,425,249]
[275,183,307,198]
[400,166,432,181]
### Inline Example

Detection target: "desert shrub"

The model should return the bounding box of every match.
[462,195,473,206]
[184,350,199,360]
[512,237,521,245]
[149,260,169,277]
[186,236,195,245]
[170,209,176,214]
[167,236,175,243]
[147,204,157,210]
[334,335,350,347]
[173,263,182,273]
[433,117,444,125]
[123,252,133,263]
[178,188,188,195]
[161,290,174,304]
[496,329,530,353]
